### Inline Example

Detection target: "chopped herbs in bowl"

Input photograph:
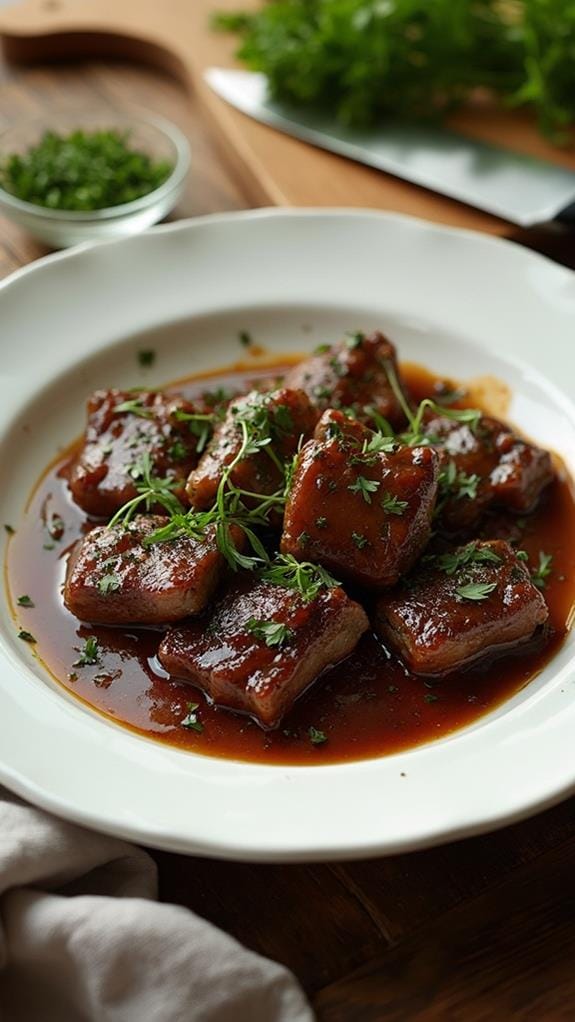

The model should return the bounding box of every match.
[0,110,190,248]
[1,129,174,212]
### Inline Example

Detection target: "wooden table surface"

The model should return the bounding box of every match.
[1,54,575,1022]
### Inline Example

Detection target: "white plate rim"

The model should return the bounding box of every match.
[0,206,574,862]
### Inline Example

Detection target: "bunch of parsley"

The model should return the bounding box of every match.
[214,0,575,142]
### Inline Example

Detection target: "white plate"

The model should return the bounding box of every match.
[0,209,574,862]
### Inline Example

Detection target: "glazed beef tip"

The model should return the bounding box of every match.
[158,575,369,728]
[375,539,548,675]
[284,331,409,429]
[68,389,206,517]
[186,387,317,511]
[281,410,440,590]
[427,413,554,532]
[63,514,236,625]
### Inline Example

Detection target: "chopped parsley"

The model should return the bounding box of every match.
[351,531,368,550]
[168,439,189,462]
[138,349,156,368]
[380,491,408,516]
[181,702,204,733]
[114,398,154,419]
[435,542,502,576]
[531,551,553,589]
[97,573,121,595]
[17,594,34,607]
[18,629,36,644]
[262,554,340,602]
[348,475,380,503]
[315,516,328,529]
[246,618,294,647]
[455,581,497,601]
[73,636,101,667]
[238,330,253,348]
[345,331,364,349]
[308,726,327,745]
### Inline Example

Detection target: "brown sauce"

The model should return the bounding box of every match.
[6,362,575,765]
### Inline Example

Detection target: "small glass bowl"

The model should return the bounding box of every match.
[0,108,191,248]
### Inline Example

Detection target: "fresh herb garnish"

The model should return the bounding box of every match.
[215,2,575,142]
[308,726,327,746]
[351,531,368,550]
[168,439,189,462]
[17,595,34,607]
[114,398,154,419]
[435,542,502,576]
[73,636,101,667]
[238,330,253,348]
[315,516,328,529]
[380,491,408,516]
[108,452,184,528]
[345,331,364,349]
[97,573,121,595]
[138,349,156,368]
[455,582,497,601]
[0,129,173,210]
[18,629,36,643]
[438,460,480,503]
[173,410,216,455]
[246,618,294,647]
[262,554,340,602]
[181,702,204,733]
[531,551,553,589]
[4,524,15,535]
[348,475,380,503]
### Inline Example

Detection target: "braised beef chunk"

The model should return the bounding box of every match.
[281,410,440,589]
[375,540,548,675]
[158,576,369,728]
[64,515,231,625]
[68,389,205,517]
[284,331,409,429]
[427,413,554,531]
[186,387,317,510]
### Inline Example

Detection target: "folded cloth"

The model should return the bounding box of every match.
[0,788,313,1022]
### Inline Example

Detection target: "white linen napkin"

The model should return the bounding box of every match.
[0,787,313,1022]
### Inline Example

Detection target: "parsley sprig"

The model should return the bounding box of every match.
[531,551,553,589]
[246,618,294,647]
[108,452,184,528]
[262,554,340,602]
[433,542,502,576]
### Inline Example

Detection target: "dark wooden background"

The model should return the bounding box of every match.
[1,54,575,1021]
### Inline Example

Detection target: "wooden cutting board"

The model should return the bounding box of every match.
[1,0,574,237]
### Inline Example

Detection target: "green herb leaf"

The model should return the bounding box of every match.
[238,330,252,347]
[435,542,502,576]
[531,550,553,589]
[4,523,15,535]
[18,629,36,643]
[181,702,204,733]
[351,531,368,550]
[17,594,34,607]
[308,726,327,746]
[455,582,497,601]
[262,554,340,602]
[138,349,156,368]
[348,475,380,503]
[73,635,101,667]
[97,573,121,595]
[380,491,408,516]
[246,618,294,647]
[114,398,154,419]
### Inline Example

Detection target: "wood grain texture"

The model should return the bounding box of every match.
[2,0,575,238]
[1,52,575,1022]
